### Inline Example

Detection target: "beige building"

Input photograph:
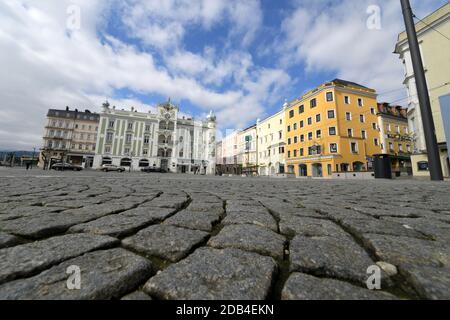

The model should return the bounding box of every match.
[39,108,99,169]
[238,124,258,175]
[377,103,413,176]
[394,3,450,177]
[256,107,286,176]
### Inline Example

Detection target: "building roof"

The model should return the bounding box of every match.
[330,78,371,91]
[377,102,408,120]
[396,2,450,47]
[47,108,100,120]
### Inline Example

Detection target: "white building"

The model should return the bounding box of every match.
[93,100,216,174]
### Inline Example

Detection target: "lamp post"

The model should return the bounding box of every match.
[400,0,443,181]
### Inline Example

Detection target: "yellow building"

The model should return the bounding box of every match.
[285,79,382,178]
[377,103,413,176]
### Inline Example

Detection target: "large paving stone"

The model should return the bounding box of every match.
[68,207,175,238]
[340,218,427,239]
[144,247,277,300]
[0,202,139,239]
[0,233,21,249]
[290,235,378,285]
[222,211,278,232]
[0,248,152,300]
[121,291,153,300]
[362,234,450,267]
[122,225,209,262]
[0,234,118,284]
[279,216,350,239]
[164,210,221,232]
[208,224,285,259]
[282,273,397,300]
[399,264,450,300]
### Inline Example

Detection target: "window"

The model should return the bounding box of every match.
[288,138,292,145]
[294,136,298,144]
[346,112,352,121]
[179,149,184,157]
[326,92,334,102]
[348,129,353,137]
[144,136,150,144]
[308,132,313,140]
[143,149,148,155]
[289,110,294,118]
[108,121,115,128]
[344,96,350,104]
[106,132,113,142]
[126,134,132,143]
[280,119,283,125]
[327,110,335,119]
[124,148,130,155]
[330,143,338,153]
[300,120,304,128]
[48,141,53,148]
[358,98,363,107]
[361,130,367,139]
[328,164,332,176]
[288,150,291,158]
[308,145,321,155]
[329,127,336,136]
[360,114,365,123]
[279,146,285,154]
[374,138,379,146]
[371,108,375,115]
[127,122,133,130]
[316,130,322,139]
[299,105,304,114]
[307,117,312,125]
[316,114,321,122]
[293,123,298,130]
[293,150,297,157]
[279,131,282,139]
[300,134,305,142]
[395,125,400,133]
[105,146,111,153]
[300,148,304,156]
[350,142,358,153]
[372,123,378,130]
[287,125,291,132]
[145,124,151,132]
[310,99,317,108]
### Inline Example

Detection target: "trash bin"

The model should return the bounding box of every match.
[373,154,392,179]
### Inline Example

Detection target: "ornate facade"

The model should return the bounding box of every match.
[93,100,216,174]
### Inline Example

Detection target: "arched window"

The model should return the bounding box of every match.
[139,159,149,167]
[101,157,112,165]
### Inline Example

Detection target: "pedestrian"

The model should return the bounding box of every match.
[26,162,30,170]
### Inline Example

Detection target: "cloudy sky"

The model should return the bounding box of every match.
[0,0,447,150]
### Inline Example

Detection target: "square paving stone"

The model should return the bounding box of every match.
[143,247,277,300]
[222,211,278,232]
[122,225,209,262]
[290,235,378,285]
[208,224,285,259]
[164,210,221,232]
[68,207,175,238]
[0,233,118,285]
[0,233,21,249]
[279,216,350,239]
[0,248,153,300]
[362,234,450,268]
[282,273,397,300]
[399,264,450,300]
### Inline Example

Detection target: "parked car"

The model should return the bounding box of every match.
[51,163,83,171]
[100,164,126,172]
[141,166,163,173]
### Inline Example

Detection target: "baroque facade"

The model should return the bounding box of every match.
[93,100,216,174]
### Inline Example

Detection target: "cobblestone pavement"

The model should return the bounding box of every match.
[0,169,449,300]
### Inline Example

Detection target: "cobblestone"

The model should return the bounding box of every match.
[0,170,449,300]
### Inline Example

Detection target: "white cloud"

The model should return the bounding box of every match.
[0,0,288,150]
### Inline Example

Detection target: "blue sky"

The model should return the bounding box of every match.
[0,0,448,149]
